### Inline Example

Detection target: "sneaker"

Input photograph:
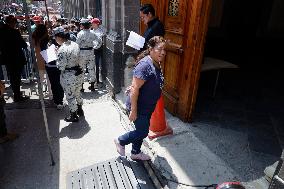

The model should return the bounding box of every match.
[130,152,151,161]
[114,139,125,156]
[56,104,64,110]
[0,133,19,144]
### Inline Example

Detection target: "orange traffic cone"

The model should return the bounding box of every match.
[148,95,173,140]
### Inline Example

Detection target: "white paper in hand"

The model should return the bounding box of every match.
[126,31,145,50]
[40,44,58,63]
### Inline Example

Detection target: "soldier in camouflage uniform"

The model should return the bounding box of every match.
[54,27,84,122]
[76,18,102,91]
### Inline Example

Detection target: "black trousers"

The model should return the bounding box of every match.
[5,65,23,99]
[0,97,7,137]
[94,48,105,82]
[45,66,64,105]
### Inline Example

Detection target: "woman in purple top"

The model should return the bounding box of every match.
[115,36,166,161]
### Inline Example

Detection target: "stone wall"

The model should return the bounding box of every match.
[62,0,140,94]
[62,0,101,18]
[102,0,140,94]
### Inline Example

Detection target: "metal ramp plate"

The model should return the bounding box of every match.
[66,156,156,189]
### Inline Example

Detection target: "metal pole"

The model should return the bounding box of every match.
[22,0,55,166]
[44,0,50,22]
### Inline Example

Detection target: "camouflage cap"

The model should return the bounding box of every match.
[80,18,90,24]
[53,26,65,35]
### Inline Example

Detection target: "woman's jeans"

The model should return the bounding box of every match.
[118,114,151,155]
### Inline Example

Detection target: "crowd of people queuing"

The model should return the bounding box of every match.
[0,3,166,162]
[0,13,106,142]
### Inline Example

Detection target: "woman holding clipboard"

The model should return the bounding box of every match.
[32,24,64,109]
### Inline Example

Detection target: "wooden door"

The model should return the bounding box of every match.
[159,0,188,116]
[140,0,212,122]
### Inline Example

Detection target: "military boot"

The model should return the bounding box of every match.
[64,111,79,122]
[77,105,84,117]
[88,82,95,91]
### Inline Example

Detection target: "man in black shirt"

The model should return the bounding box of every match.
[0,15,29,102]
[140,4,165,49]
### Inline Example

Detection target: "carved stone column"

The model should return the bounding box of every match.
[101,0,140,94]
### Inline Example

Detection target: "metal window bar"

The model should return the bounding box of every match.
[0,47,35,83]
[22,47,34,81]
[0,65,9,82]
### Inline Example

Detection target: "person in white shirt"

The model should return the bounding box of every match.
[91,18,106,87]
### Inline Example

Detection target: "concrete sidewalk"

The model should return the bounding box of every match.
[0,88,130,189]
[116,90,279,189]
[0,79,281,189]
[118,108,276,189]
[144,112,274,189]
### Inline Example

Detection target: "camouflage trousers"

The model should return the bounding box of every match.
[60,71,83,112]
[80,52,96,83]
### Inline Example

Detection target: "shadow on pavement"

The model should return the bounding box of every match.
[59,117,91,139]
[153,155,179,189]
[0,104,62,189]
[81,84,109,101]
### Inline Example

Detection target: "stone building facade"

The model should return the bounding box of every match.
[62,0,140,94]
[62,0,101,18]
[101,0,140,94]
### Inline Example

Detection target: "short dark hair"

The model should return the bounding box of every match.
[55,32,70,40]
[32,24,48,45]
[5,15,16,24]
[140,4,155,16]
[62,24,70,31]
[81,23,90,29]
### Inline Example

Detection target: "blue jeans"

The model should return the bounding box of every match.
[118,114,151,154]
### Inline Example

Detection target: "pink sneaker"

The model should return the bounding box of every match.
[114,139,125,156]
[130,152,151,161]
